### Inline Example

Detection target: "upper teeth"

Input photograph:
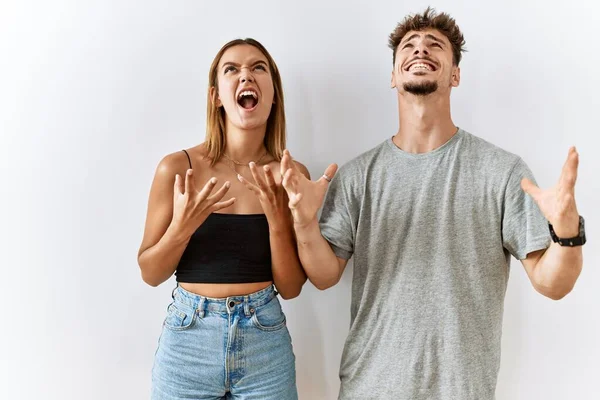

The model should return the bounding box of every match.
[238,90,257,99]
[410,63,432,71]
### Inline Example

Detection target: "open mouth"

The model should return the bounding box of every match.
[237,89,259,110]
[405,60,437,72]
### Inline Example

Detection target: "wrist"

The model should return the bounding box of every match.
[164,222,192,246]
[551,223,579,239]
[269,221,293,235]
[294,218,320,242]
[266,209,293,234]
[549,215,586,246]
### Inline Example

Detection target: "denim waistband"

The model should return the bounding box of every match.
[172,284,277,316]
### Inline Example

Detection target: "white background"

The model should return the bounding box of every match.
[1,1,599,399]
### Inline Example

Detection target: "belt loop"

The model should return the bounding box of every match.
[272,283,279,297]
[243,295,251,317]
[197,297,205,319]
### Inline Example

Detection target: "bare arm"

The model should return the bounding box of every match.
[267,220,307,299]
[266,162,311,299]
[239,161,312,299]
[293,218,349,290]
[520,147,584,300]
[279,150,346,290]
[137,154,234,287]
[522,245,583,300]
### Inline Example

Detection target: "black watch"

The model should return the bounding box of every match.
[549,216,586,246]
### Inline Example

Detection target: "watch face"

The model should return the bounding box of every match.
[580,216,585,236]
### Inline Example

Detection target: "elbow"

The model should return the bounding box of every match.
[138,258,162,287]
[533,267,582,301]
[140,269,161,287]
[279,288,301,300]
[535,282,575,301]
[541,287,572,301]
[311,277,338,291]
[275,271,308,300]
[142,275,161,287]
[277,281,305,300]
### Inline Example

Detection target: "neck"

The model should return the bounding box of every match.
[394,92,457,153]
[223,121,267,164]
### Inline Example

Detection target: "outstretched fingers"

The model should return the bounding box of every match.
[318,163,339,186]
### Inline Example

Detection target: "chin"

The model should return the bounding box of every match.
[234,118,269,131]
[402,79,439,96]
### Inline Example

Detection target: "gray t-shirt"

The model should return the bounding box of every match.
[319,129,550,400]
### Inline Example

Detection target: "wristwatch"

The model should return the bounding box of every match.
[549,216,586,246]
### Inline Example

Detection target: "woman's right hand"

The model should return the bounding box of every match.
[171,169,235,238]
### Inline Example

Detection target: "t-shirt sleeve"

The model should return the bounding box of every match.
[318,167,357,260]
[502,157,551,260]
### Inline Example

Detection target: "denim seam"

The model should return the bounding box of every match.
[251,313,287,332]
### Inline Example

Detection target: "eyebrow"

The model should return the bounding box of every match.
[401,33,445,47]
[221,60,268,69]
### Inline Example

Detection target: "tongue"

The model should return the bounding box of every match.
[240,97,256,110]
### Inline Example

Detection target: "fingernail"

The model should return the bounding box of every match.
[211,177,217,184]
[249,162,255,168]
[264,165,270,171]
[237,174,243,181]
[225,182,230,188]
[187,169,192,175]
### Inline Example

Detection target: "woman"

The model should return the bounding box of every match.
[138,38,310,400]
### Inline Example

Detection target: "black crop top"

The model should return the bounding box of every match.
[174,150,273,284]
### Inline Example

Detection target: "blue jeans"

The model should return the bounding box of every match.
[151,284,297,399]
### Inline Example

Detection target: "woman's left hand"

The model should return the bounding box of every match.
[238,162,291,231]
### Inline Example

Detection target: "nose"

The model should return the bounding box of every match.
[412,44,430,57]
[239,67,254,83]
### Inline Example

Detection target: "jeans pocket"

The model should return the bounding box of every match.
[251,297,286,332]
[163,302,196,331]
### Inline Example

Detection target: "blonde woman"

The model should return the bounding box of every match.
[138,38,309,400]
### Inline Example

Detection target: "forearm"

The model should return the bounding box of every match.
[269,220,307,300]
[294,219,343,290]
[138,224,191,287]
[531,243,583,300]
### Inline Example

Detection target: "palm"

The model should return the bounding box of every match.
[288,175,328,224]
[280,150,338,227]
[171,170,235,236]
[521,147,580,238]
[236,161,290,227]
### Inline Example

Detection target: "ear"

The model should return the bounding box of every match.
[210,86,222,107]
[391,71,397,89]
[451,66,461,87]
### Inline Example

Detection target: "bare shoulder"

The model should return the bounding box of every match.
[155,144,208,179]
[155,150,191,180]
[292,160,311,179]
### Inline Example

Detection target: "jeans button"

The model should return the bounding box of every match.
[229,301,235,308]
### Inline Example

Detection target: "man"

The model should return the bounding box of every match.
[279,7,585,400]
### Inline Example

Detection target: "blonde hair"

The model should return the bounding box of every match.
[205,38,286,165]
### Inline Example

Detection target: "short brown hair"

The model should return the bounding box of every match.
[205,38,286,165]
[388,7,466,66]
